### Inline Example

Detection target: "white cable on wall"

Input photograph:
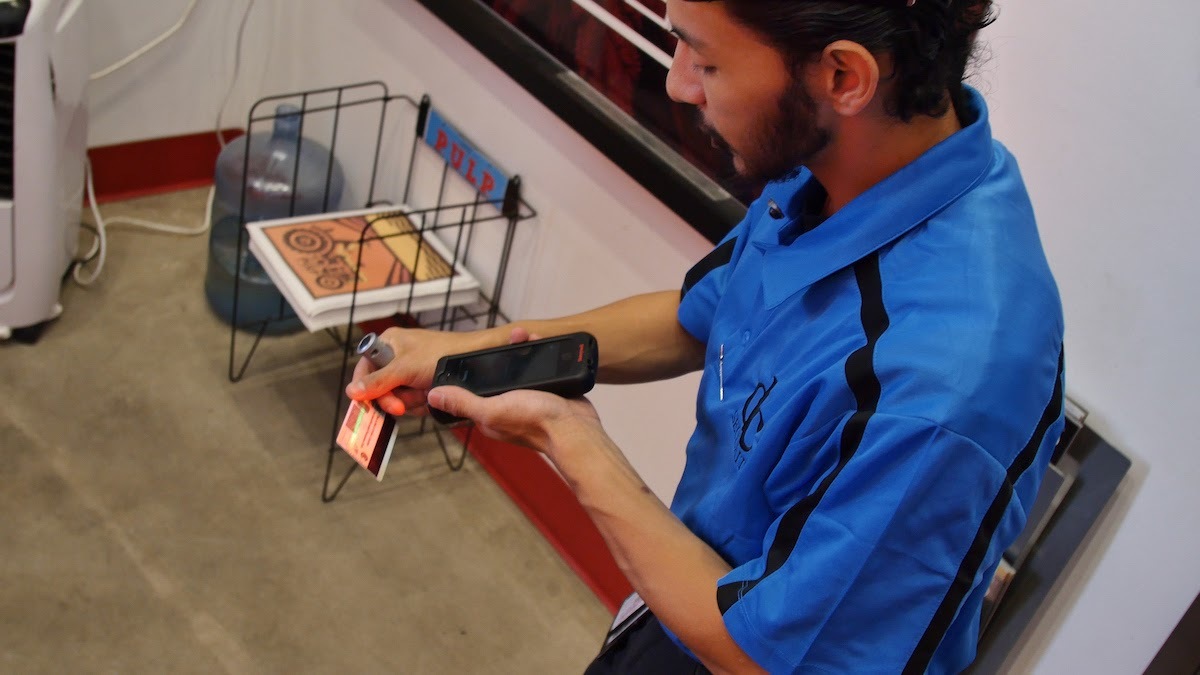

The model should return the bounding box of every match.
[76,0,259,285]
[216,0,258,148]
[89,0,200,81]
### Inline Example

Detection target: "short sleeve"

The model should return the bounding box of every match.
[677,220,748,344]
[716,413,1028,674]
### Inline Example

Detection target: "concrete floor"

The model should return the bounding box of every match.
[0,188,611,673]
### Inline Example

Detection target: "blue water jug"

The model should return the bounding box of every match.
[203,103,345,331]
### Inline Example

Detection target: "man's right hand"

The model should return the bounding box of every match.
[343,290,702,414]
[344,327,494,416]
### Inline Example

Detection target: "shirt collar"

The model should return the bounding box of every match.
[756,86,996,309]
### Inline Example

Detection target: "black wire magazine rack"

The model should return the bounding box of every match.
[223,81,535,502]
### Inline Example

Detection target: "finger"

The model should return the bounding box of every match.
[428,386,483,422]
[396,388,428,414]
[375,391,407,416]
[347,362,404,400]
[351,355,376,384]
[508,326,531,344]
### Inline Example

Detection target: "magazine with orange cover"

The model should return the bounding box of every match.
[246,205,481,331]
[260,210,452,299]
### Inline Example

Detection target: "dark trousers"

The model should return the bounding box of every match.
[584,612,710,674]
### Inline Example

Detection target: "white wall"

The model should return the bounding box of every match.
[980,2,1200,672]
[86,0,1200,672]
[87,1,261,145]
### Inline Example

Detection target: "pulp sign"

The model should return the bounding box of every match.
[422,109,510,202]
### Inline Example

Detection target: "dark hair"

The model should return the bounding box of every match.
[685,0,995,122]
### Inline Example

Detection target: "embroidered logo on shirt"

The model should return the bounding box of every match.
[733,377,778,467]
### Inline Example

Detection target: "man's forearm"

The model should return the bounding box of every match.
[481,290,705,384]
[547,425,765,675]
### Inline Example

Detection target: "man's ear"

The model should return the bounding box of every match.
[813,40,880,117]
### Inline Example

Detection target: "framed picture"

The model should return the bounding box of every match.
[417,0,747,243]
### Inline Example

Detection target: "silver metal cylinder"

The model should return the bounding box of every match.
[357,332,395,369]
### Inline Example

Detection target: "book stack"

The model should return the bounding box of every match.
[246,205,481,332]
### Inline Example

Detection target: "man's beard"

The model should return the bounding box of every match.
[701,78,832,185]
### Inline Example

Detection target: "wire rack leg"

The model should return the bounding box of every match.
[228,320,271,383]
[322,304,362,502]
[322,445,359,503]
[433,425,470,472]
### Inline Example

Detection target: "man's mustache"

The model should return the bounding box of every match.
[698,117,734,156]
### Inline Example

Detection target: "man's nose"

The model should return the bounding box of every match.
[665,42,704,106]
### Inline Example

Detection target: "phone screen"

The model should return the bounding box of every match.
[455,342,565,390]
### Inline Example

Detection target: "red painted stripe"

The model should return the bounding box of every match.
[87,129,244,204]
[455,428,632,613]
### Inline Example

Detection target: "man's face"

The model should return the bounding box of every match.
[665,0,832,183]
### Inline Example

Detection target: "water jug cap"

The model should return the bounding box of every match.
[271,104,303,140]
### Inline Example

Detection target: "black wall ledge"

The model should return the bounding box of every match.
[413,0,745,244]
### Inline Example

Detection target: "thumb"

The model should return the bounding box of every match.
[507,327,542,344]
[428,386,480,421]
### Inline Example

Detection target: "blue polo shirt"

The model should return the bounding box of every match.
[673,87,1064,674]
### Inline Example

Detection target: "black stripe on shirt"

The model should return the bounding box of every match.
[902,346,1065,675]
[681,238,737,299]
[716,253,889,614]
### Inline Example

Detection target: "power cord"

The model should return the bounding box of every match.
[216,0,259,149]
[89,0,199,81]
[73,158,216,287]
[76,0,259,286]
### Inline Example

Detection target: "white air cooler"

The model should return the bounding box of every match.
[0,0,88,340]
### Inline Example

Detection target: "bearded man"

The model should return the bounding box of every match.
[348,1,1065,672]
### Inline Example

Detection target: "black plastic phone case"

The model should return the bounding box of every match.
[428,332,598,424]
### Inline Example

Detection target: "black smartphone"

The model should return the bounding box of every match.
[429,332,599,424]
